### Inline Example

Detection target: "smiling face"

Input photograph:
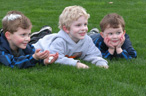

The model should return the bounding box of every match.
[6,27,31,51]
[64,16,88,43]
[101,25,125,47]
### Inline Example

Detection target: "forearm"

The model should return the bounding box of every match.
[116,50,132,59]
[55,57,79,66]
[0,53,38,68]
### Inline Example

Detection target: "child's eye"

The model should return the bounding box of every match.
[84,23,88,26]
[76,24,81,27]
[116,32,121,35]
[20,34,26,37]
[108,33,112,35]
[28,33,31,36]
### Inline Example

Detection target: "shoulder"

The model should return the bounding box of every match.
[23,44,35,54]
[124,33,131,42]
[92,34,104,45]
[27,43,34,48]
[25,44,35,51]
[52,37,67,45]
[86,35,93,40]
[125,33,130,38]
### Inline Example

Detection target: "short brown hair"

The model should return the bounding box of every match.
[100,13,125,32]
[2,11,32,34]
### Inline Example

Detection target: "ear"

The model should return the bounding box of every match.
[100,32,104,38]
[63,26,69,34]
[5,31,11,40]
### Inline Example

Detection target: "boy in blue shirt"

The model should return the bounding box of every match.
[89,13,137,60]
[0,11,58,69]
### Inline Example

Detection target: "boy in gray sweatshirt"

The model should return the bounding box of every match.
[33,5,108,69]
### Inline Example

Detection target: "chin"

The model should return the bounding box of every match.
[80,36,85,39]
[111,43,118,47]
[21,46,27,49]
[113,44,119,47]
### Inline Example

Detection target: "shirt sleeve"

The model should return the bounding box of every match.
[82,37,108,66]
[93,35,113,59]
[101,50,113,59]
[0,44,41,69]
[116,34,137,59]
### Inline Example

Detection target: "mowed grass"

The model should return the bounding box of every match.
[0,0,146,96]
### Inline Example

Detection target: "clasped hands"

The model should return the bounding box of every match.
[104,34,125,55]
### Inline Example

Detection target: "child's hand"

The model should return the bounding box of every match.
[104,37,115,54]
[33,49,50,60]
[76,62,89,69]
[44,53,59,65]
[99,65,109,69]
[116,34,125,48]
[104,37,115,49]
[116,34,125,54]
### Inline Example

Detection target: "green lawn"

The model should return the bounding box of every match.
[0,0,146,96]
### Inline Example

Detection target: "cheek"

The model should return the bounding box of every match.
[14,37,24,44]
[14,40,23,45]
[118,34,123,39]
[107,35,112,40]
[85,27,88,31]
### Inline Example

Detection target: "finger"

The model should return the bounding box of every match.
[47,53,58,64]
[42,50,50,55]
[83,66,89,69]
[44,51,50,57]
[54,53,59,58]
[104,65,109,69]
[35,49,41,53]
[50,55,58,63]
[100,65,109,69]
[40,51,50,58]
[85,65,89,69]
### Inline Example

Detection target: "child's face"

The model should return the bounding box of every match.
[7,27,31,51]
[101,25,125,47]
[67,16,88,43]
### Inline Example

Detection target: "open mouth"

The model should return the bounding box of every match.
[79,32,86,36]
[23,43,28,46]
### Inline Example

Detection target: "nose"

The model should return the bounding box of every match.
[113,34,117,38]
[82,25,88,31]
[25,36,30,41]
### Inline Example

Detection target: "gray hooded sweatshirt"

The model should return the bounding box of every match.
[33,30,108,67]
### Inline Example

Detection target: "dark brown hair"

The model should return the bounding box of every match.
[100,13,125,32]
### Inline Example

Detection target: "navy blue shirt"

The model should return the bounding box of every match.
[0,31,43,69]
[90,33,137,60]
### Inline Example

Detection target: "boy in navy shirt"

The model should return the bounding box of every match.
[89,13,137,60]
[0,11,58,68]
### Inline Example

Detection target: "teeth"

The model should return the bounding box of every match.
[48,56,54,63]
[79,32,85,33]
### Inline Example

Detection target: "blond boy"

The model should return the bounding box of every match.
[33,5,108,69]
